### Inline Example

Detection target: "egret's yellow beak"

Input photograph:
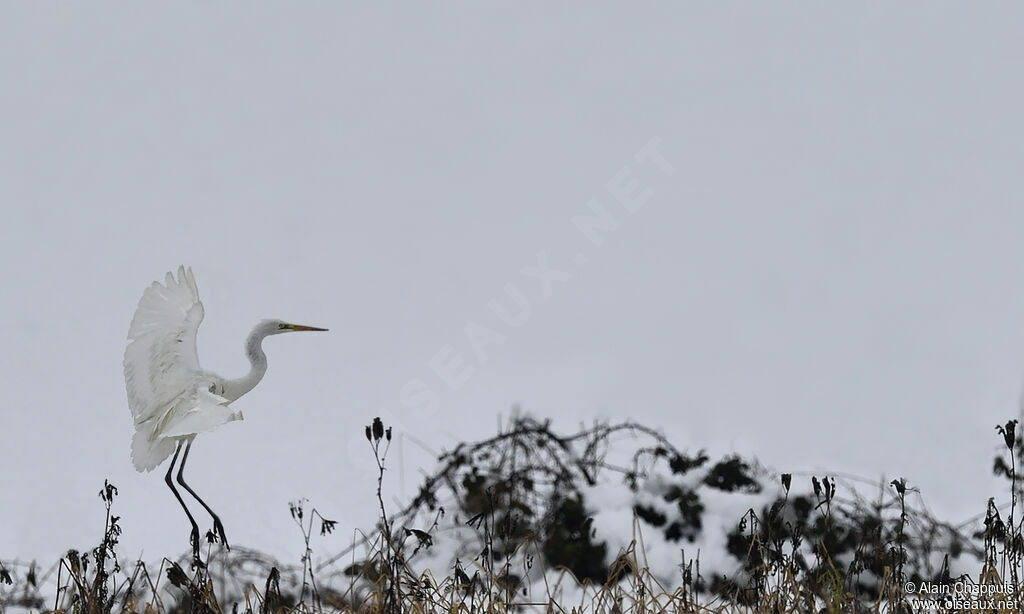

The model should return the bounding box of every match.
[283,323,329,332]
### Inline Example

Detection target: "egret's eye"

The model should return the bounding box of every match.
[278,323,288,330]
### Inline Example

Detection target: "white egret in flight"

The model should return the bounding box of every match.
[123,266,327,559]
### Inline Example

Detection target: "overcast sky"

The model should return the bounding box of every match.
[3,3,1024,567]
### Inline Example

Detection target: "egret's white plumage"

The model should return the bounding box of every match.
[124,266,326,471]
[123,266,326,558]
[124,266,238,471]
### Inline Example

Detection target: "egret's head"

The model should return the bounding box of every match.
[260,319,329,336]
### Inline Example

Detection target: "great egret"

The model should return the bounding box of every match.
[123,266,326,559]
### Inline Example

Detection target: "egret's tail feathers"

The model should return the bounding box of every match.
[131,429,177,472]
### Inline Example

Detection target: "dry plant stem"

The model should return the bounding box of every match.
[1007,427,1015,589]
[290,500,335,610]
[368,426,399,613]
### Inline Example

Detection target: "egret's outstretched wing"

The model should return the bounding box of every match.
[125,266,227,470]
[124,266,204,423]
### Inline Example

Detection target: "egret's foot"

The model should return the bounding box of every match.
[189,526,201,561]
[213,519,230,551]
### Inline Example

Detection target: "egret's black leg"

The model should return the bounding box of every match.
[176,438,230,551]
[165,441,201,561]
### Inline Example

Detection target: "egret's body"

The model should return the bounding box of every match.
[123,266,326,558]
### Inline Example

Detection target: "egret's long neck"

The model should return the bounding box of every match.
[222,328,270,402]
